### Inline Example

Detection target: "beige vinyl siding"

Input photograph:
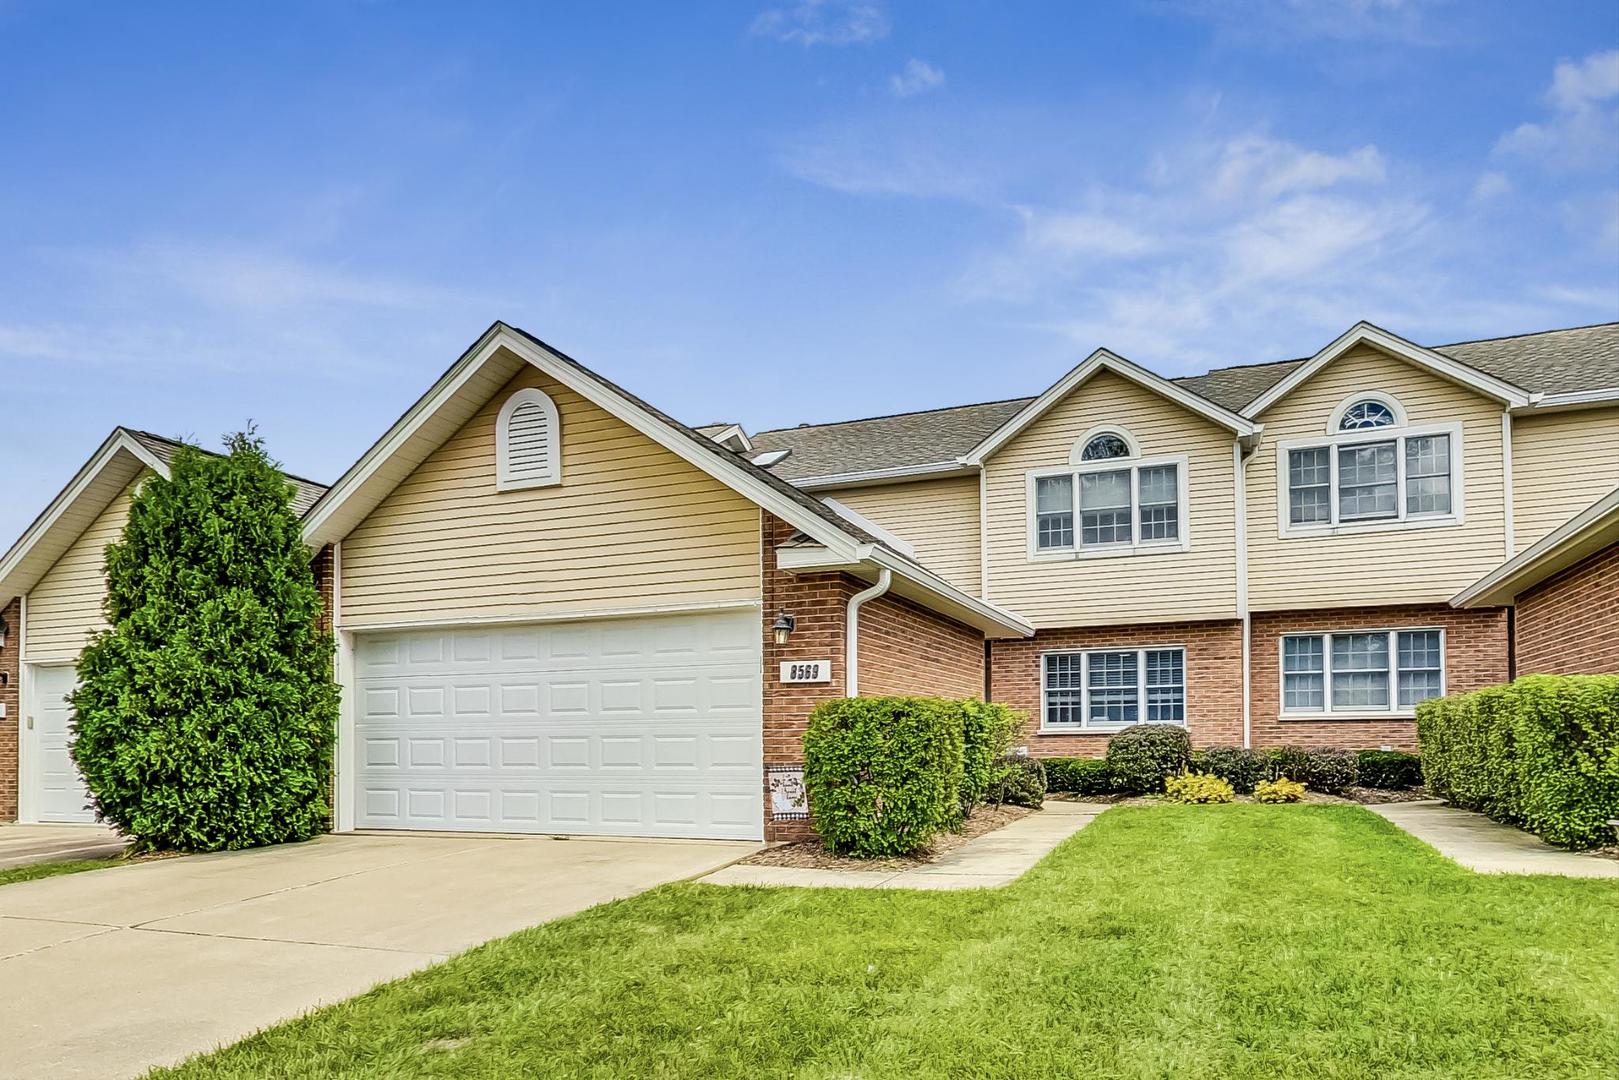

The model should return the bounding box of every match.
[1511,406,1619,552]
[1247,344,1507,610]
[24,480,141,663]
[983,369,1239,628]
[827,476,982,594]
[339,366,762,627]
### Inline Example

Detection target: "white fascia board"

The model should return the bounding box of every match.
[793,461,975,491]
[1511,387,1619,413]
[1452,486,1619,608]
[303,325,865,559]
[1246,322,1532,418]
[0,429,169,607]
[962,349,1257,466]
[772,543,1034,638]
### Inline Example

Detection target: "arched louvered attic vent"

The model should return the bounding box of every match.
[496,387,562,490]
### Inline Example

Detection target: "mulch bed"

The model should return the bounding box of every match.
[740,804,1034,872]
[1345,786,1434,804]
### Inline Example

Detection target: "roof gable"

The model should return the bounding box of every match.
[1246,322,1531,417]
[962,348,1259,465]
[0,429,169,608]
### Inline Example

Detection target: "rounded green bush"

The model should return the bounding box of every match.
[990,755,1046,807]
[1193,747,1266,794]
[803,696,966,858]
[1264,746,1359,793]
[1044,757,1115,795]
[1105,724,1192,793]
[959,700,1024,814]
[1357,750,1423,790]
[69,433,338,853]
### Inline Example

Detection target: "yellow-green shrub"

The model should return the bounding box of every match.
[1164,771,1235,804]
[1254,777,1305,803]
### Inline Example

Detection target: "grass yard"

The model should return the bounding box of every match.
[155,806,1619,1079]
[0,856,121,888]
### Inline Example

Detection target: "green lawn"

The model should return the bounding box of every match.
[0,855,121,888]
[155,806,1619,1079]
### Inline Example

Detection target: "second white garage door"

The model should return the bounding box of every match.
[352,610,763,839]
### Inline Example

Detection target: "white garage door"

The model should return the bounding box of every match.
[353,610,763,839]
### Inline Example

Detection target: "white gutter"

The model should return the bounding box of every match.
[845,567,892,697]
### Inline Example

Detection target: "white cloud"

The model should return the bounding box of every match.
[750,1,888,46]
[1019,208,1159,259]
[1157,0,1445,45]
[1495,49,1619,170]
[889,58,945,98]
[1211,134,1385,199]
[1471,170,1511,201]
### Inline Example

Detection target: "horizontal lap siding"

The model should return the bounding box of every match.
[1247,346,1508,610]
[339,365,762,627]
[1511,407,1619,552]
[983,370,1239,628]
[827,476,981,594]
[23,480,141,663]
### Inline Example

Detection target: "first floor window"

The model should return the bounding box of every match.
[1043,648,1185,729]
[1281,629,1443,715]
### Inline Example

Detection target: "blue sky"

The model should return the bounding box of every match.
[1,1,1616,542]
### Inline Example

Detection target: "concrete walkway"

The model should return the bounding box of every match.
[700,800,1105,889]
[1367,800,1619,878]
[0,831,757,1079]
[0,823,127,870]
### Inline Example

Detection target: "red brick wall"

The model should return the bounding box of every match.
[857,591,984,700]
[990,620,1243,758]
[1515,541,1619,675]
[0,597,18,821]
[760,514,990,839]
[1250,604,1509,751]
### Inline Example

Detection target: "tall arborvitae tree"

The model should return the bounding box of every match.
[70,430,337,851]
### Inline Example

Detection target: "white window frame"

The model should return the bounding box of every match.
[1039,646,1187,733]
[1275,420,1463,539]
[495,387,562,491]
[1025,452,1191,561]
[1277,626,1446,719]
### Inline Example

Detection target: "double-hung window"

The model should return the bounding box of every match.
[1281,629,1444,716]
[1281,404,1459,534]
[1031,442,1187,557]
[1042,648,1185,730]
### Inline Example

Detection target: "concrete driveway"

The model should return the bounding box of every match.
[0,823,127,870]
[0,831,756,1079]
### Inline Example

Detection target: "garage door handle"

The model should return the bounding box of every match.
[26,716,33,730]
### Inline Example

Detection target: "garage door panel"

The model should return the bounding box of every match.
[353,612,763,839]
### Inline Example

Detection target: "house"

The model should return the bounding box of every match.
[0,319,1614,841]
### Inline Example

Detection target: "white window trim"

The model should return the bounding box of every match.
[1274,420,1464,539]
[1277,626,1445,720]
[1070,424,1141,464]
[1025,452,1191,562]
[1326,391,1408,434]
[495,387,562,491]
[1039,645,1188,734]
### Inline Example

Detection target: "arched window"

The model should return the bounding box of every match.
[1338,399,1397,430]
[496,387,562,490]
[1080,433,1132,460]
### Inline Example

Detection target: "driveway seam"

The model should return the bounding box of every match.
[127,924,449,959]
[0,921,122,962]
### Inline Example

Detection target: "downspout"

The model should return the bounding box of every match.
[1233,439,1252,750]
[845,568,892,698]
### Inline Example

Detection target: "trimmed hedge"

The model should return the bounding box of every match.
[1106,724,1192,793]
[960,700,1023,814]
[1357,750,1423,790]
[1044,757,1116,795]
[1418,675,1619,849]
[1264,746,1359,794]
[1194,747,1266,794]
[803,696,966,858]
[990,755,1047,808]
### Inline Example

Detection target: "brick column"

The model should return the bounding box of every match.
[0,596,18,821]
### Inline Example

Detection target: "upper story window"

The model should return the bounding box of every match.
[1338,399,1397,430]
[1279,394,1461,536]
[1028,427,1187,559]
[496,387,562,491]
[1079,433,1131,461]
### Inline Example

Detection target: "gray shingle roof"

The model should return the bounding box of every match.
[745,323,1619,482]
[129,430,329,516]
